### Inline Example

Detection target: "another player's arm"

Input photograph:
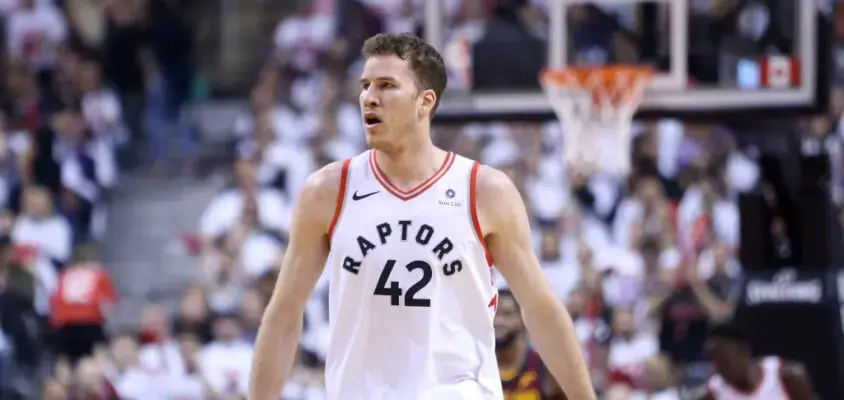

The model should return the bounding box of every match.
[249,162,342,400]
[780,361,816,400]
[475,165,595,400]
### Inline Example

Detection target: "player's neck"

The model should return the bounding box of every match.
[373,139,446,184]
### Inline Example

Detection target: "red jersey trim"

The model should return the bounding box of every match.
[470,162,494,267]
[471,162,497,312]
[328,159,352,240]
[369,151,455,201]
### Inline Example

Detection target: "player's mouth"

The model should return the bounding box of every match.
[363,112,382,128]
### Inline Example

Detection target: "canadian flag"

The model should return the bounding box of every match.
[760,56,800,88]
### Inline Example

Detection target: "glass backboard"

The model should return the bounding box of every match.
[427,0,832,122]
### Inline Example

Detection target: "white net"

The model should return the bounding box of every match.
[541,67,652,177]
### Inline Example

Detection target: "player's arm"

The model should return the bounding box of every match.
[780,361,816,400]
[249,162,343,400]
[541,363,566,400]
[475,165,596,400]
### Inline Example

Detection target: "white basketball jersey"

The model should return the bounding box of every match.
[707,357,790,400]
[324,150,502,400]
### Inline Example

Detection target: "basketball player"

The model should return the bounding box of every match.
[700,321,815,400]
[249,33,594,400]
[496,289,565,400]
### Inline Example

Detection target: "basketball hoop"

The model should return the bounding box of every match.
[540,66,653,176]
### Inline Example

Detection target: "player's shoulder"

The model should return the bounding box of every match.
[473,164,516,196]
[298,159,348,208]
[473,164,522,209]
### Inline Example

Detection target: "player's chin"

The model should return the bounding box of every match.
[365,132,390,148]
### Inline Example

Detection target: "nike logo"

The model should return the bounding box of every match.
[352,190,379,201]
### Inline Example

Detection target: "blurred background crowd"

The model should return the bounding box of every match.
[0,0,840,399]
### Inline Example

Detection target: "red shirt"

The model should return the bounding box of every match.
[50,263,117,327]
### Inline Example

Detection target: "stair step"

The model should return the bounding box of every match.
[100,170,226,331]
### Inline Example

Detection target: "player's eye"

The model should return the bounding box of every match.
[361,82,370,90]
[379,82,394,89]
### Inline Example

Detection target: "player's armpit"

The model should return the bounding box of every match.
[249,161,344,400]
[779,361,816,400]
[473,165,596,400]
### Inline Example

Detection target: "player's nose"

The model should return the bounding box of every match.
[362,89,380,108]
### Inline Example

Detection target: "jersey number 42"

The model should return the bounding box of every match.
[374,259,433,307]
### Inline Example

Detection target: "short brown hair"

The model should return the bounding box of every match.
[361,33,448,115]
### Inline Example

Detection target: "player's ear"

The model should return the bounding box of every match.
[419,89,437,116]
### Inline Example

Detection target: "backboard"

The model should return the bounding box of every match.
[427,0,833,122]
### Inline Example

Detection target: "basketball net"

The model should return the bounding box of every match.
[541,66,653,177]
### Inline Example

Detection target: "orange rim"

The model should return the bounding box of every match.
[541,65,654,86]
[541,65,654,106]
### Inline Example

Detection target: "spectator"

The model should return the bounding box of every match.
[173,284,213,343]
[232,81,278,142]
[53,105,117,242]
[652,257,736,385]
[11,186,65,304]
[472,0,545,90]
[50,243,116,367]
[4,0,68,90]
[105,332,158,400]
[78,54,126,148]
[42,377,69,400]
[2,62,43,134]
[632,354,681,399]
[142,0,197,176]
[0,114,28,211]
[677,177,740,253]
[198,159,290,256]
[100,0,146,143]
[23,110,63,199]
[70,356,118,399]
[607,308,660,389]
[237,108,314,198]
[165,331,210,399]
[196,313,253,398]
[240,288,266,344]
[273,0,336,74]
[0,236,42,368]
[205,249,246,315]
[138,304,186,378]
[538,228,582,301]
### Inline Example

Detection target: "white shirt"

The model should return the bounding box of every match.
[325,151,502,400]
[5,4,67,70]
[197,340,254,397]
[139,339,187,378]
[12,214,71,262]
[707,357,791,400]
[198,188,291,239]
[273,14,334,71]
[81,89,126,143]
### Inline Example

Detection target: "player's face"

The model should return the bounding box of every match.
[359,55,427,150]
[705,338,750,383]
[494,294,523,348]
